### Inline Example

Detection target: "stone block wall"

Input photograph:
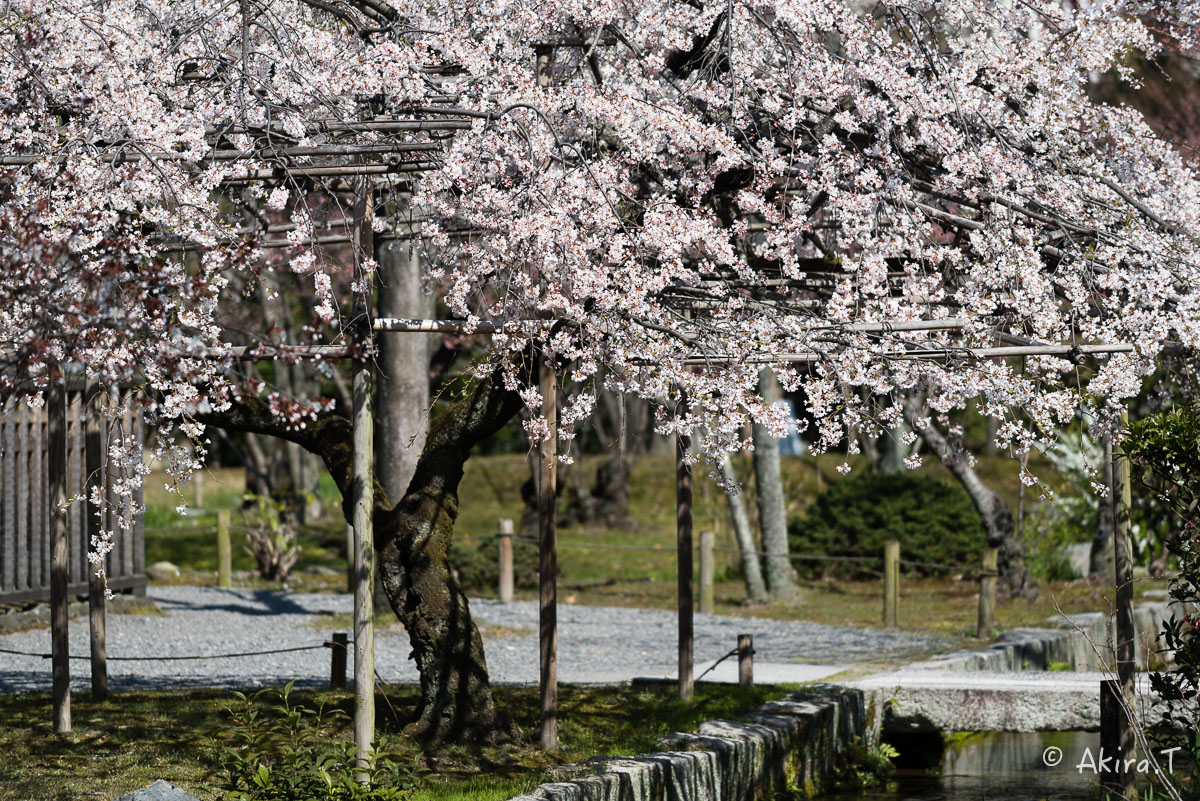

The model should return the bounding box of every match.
[507,690,876,801]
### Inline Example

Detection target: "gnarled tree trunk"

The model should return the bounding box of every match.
[721,455,769,604]
[752,370,799,603]
[199,366,523,745]
[903,396,1034,597]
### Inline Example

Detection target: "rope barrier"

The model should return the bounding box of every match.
[456,534,964,569]
[693,645,754,683]
[0,641,333,661]
[144,523,314,534]
[898,558,980,574]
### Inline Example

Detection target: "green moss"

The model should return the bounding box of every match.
[0,684,787,801]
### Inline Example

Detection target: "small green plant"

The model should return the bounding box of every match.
[217,682,419,801]
[826,737,898,791]
[242,494,301,582]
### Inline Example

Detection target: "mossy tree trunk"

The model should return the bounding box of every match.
[198,367,524,744]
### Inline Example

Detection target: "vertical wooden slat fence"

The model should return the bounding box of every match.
[0,392,146,604]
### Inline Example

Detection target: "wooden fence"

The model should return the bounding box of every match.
[0,391,146,604]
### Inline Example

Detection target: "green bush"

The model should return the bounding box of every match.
[451,535,540,594]
[789,472,985,577]
[1126,404,1200,801]
[217,682,419,800]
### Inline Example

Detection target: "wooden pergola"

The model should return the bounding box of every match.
[6,0,1146,775]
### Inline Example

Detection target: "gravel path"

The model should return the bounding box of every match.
[0,586,945,692]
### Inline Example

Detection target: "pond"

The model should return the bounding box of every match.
[826,731,1160,801]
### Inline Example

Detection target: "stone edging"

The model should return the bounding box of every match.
[0,594,159,636]
[507,690,876,801]
[908,601,1180,672]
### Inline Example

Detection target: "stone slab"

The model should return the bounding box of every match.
[112,779,201,801]
[845,670,1157,733]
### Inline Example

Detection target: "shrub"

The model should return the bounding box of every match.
[242,494,300,582]
[1126,405,1200,801]
[789,472,985,577]
[217,682,419,801]
[450,535,540,594]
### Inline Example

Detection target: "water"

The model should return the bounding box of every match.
[829,731,1111,801]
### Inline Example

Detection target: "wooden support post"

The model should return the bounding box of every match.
[699,530,714,615]
[351,176,376,780]
[1109,413,1135,799]
[331,632,348,689]
[84,389,107,701]
[883,540,900,628]
[1101,678,1132,801]
[49,378,70,732]
[677,419,694,701]
[977,546,997,639]
[193,469,204,510]
[498,518,514,603]
[738,633,754,688]
[217,509,232,588]
[345,524,354,594]
[538,359,558,750]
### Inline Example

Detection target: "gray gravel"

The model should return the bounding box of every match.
[0,585,945,692]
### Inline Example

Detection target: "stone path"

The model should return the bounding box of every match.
[0,586,946,692]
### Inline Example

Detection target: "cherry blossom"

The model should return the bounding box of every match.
[1,0,1198,561]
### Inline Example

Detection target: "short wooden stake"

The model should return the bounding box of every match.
[193,469,204,509]
[217,509,232,588]
[699,530,714,615]
[738,634,754,688]
[883,540,900,628]
[676,422,694,701]
[49,379,71,733]
[331,632,348,689]
[1101,678,1134,801]
[498,518,514,602]
[977,546,998,638]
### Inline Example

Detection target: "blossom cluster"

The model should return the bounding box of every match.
[1,0,1199,551]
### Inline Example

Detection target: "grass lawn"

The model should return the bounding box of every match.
[142,454,1169,648]
[0,682,789,801]
[6,452,1169,799]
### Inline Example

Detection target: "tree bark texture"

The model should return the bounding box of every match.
[198,367,524,744]
[372,238,433,616]
[720,455,769,604]
[752,370,799,603]
[375,238,433,502]
[1091,435,1116,578]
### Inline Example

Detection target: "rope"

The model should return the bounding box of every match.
[898,558,982,575]
[0,642,333,661]
[457,534,977,570]
[694,645,754,682]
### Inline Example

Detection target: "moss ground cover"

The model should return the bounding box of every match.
[0,683,787,801]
